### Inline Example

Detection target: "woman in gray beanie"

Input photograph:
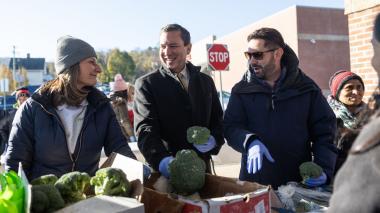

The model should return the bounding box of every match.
[4,36,136,180]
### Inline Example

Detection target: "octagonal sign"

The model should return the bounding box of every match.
[207,44,230,71]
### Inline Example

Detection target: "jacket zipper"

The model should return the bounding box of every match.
[271,91,276,110]
[38,103,83,172]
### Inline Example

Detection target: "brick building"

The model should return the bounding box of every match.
[191,6,350,95]
[345,0,380,99]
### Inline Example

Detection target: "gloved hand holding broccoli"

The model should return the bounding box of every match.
[299,161,327,187]
[187,126,216,153]
[169,149,206,196]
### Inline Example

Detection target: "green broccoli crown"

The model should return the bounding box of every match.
[31,174,58,186]
[31,190,48,213]
[169,149,206,195]
[187,126,210,145]
[299,161,323,180]
[31,184,65,212]
[54,171,90,203]
[90,167,130,196]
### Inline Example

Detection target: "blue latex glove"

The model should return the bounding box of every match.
[304,172,327,187]
[158,156,174,178]
[247,139,275,174]
[193,135,216,153]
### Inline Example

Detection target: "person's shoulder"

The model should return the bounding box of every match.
[350,114,380,154]
[135,69,161,84]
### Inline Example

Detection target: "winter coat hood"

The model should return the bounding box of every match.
[232,44,319,98]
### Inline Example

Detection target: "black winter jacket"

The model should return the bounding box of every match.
[134,62,224,171]
[224,45,338,188]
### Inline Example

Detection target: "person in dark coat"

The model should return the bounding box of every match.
[327,70,367,174]
[328,14,380,213]
[134,24,224,178]
[5,36,136,180]
[0,87,30,156]
[223,28,337,189]
[0,109,9,156]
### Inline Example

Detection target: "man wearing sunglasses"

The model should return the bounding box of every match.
[223,28,337,189]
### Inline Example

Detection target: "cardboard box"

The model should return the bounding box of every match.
[55,195,144,213]
[144,173,282,213]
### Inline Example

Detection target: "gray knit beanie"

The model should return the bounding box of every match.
[54,35,97,75]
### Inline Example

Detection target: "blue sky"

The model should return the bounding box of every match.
[0,0,343,61]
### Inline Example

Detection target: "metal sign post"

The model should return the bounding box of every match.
[206,43,230,111]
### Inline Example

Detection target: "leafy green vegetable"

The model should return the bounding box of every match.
[169,149,206,195]
[90,167,130,196]
[54,171,90,203]
[187,126,211,145]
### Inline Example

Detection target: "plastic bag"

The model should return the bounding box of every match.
[276,182,330,212]
[0,171,24,213]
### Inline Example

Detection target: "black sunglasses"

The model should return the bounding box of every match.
[244,48,278,60]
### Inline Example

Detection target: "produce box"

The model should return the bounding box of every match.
[144,173,283,213]
[55,195,144,213]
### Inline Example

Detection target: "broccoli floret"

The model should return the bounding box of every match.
[31,174,58,186]
[54,172,90,203]
[187,126,210,145]
[31,184,65,213]
[169,149,206,195]
[90,168,130,197]
[299,161,323,181]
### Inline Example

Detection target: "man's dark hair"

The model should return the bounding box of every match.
[374,14,380,42]
[160,24,191,45]
[247,28,285,49]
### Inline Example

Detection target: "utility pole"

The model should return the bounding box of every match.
[12,45,16,87]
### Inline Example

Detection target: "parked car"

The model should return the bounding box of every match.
[96,83,111,97]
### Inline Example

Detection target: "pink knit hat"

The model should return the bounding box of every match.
[112,74,128,92]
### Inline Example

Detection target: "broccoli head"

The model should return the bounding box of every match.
[54,172,90,203]
[169,149,206,195]
[187,126,210,145]
[31,174,58,186]
[31,184,65,213]
[299,161,323,181]
[90,167,130,197]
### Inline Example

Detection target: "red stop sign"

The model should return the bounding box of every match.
[207,44,230,71]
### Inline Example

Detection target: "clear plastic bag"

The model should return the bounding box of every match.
[276,182,330,212]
